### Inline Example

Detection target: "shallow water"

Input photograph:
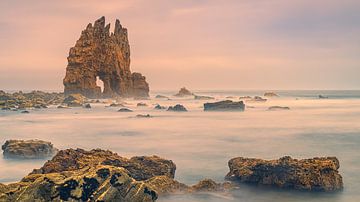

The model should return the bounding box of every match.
[0,90,359,201]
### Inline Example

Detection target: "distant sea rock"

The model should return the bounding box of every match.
[137,102,148,107]
[319,95,328,99]
[204,100,245,111]
[264,92,279,97]
[167,104,187,112]
[2,139,58,159]
[174,87,193,97]
[154,104,166,110]
[118,108,133,112]
[155,95,169,99]
[194,95,215,100]
[226,156,343,192]
[247,96,267,102]
[268,106,290,110]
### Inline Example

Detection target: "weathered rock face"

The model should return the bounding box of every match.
[63,16,149,99]
[0,148,234,201]
[2,140,58,159]
[204,100,245,111]
[31,149,176,181]
[226,156,343,192]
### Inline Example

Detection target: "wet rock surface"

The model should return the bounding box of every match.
[204,100,245,111]
[167,104,187,112]
[63,94,87,107]
[2,140,58,159]
[226,156,343,192]
[63,16,149,98]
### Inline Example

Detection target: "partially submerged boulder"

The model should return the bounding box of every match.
[247,96,267,102]
[194,95,214,100]
[225,156,343,192]
[2,140,58,159]
[204,100,245,111]
[154,104,166,110]
[174,87,193,97]
[118,108,133,112]
[167,104,187,112]
[155,95,169,99]
[136,114,152,118]
[137,102,148,107]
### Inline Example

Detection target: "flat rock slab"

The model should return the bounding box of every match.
[204,100,245,111]
[226,156,343,192]
[2,139,58,159]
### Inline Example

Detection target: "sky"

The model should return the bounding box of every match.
[0,0,359,91]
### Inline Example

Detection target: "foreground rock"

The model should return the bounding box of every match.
[63,16,149,98]
[268,106,290,110]
[2,140,58,159]
[167,104,187,112]
[0,149,233,201]
[204,100,245,111]
[194,95,215,100]
[174,87,193,97]
[226,156,343,192]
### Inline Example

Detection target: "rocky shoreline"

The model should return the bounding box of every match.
[0,143,344,201]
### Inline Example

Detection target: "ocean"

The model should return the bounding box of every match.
[0,90,359,201]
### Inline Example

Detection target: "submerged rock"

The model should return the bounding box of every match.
[137,102,148,107]
[194,95,214,100]
[167,104,187,112]
[204,100,245,111]
[21,110,30,113]
[247,96,267,102]
[319,95,328,99]
[226,156,343,192]
[2,140,58,159]
[154,104,166,110]
[268,106,290,110]
[118,108,133,112]
[155,95,169,99]
[264,92,279,97]
[63,17,149,98]
[239,96,252,100]
[108,103,125,107]
[136,114,152,118]
[174,87,193,97]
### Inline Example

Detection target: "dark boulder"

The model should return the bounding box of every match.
[204,100,245,111]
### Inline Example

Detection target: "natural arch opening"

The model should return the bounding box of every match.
[96,76,104,93]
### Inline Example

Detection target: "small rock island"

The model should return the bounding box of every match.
[63,16,149,99]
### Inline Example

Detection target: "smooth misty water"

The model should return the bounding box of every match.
[0,90,359,202]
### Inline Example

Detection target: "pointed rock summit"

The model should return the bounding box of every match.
[63,16,149,98]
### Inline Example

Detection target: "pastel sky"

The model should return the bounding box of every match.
[0,0,359,91]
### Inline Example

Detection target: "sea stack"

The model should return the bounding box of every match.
[63,16,149,98]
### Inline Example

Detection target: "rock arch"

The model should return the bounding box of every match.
[63,17,149,98]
